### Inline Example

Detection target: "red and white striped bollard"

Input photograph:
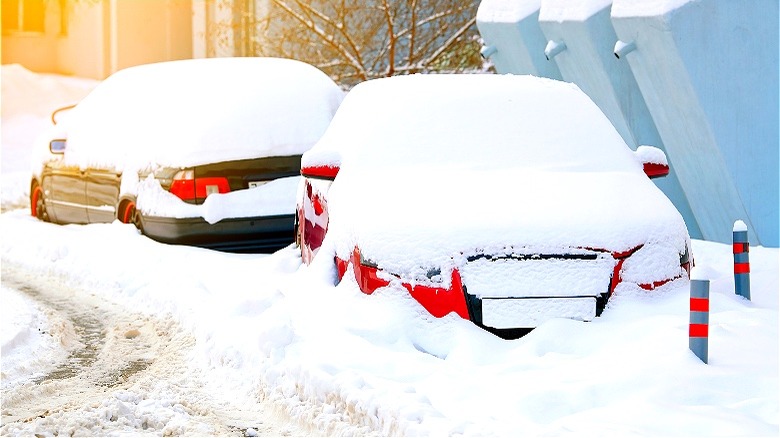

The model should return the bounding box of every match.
[689,268,709,364]
[733,220,751,300]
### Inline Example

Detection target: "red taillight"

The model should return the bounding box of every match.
[352,248,391,294]
[170,170,196,200]
[335,255,349,280]
[403,269,469,319]
[349,247,469,320]
[169,170,230,201]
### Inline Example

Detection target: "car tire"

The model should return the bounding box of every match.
[30,182,48,222]
[119,200,143,233]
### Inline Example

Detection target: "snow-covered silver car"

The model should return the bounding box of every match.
[298,74,691,338]
[31,57,344,252]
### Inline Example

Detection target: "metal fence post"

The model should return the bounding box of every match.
[733,220,751,300]
[689,271,709,364]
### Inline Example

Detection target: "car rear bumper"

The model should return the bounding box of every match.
[346,246,618,339]
[140,213,295,253]
[459,253,615,331]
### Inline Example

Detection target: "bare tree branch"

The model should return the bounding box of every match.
[417,15,477,69]
[271,0,369,81]
[381,0,396,76]
[396,5,473,40]
[407,0,418,66]
[294,0,365,70]
[209,0,483,87]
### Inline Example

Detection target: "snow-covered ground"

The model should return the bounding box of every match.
[2,65,778,436]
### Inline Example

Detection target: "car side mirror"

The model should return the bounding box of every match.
[301,164,339,180]
[50,139,67,154]
[635,145,669,179]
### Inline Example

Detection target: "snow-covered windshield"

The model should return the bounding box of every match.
[310,74,641,174]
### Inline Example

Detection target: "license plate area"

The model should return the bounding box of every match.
[247,181,267,189]
[461,254,615,299]
[481,296,597,329]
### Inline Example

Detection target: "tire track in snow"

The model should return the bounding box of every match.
[0,263,306,436]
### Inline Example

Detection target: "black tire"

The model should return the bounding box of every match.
[30,183,48,222]
[119,201,143,233]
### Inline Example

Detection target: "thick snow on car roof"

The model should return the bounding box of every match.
[305,74,640,174]
[64,57,344,170]
[311,74,688,280]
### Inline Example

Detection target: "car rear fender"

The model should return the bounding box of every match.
[300,177,333,264]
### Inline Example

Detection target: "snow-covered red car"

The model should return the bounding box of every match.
[31,57,344,252]
[297,74,691,337]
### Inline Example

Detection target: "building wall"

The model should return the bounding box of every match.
[110,0,193,72]
[193,0,272,59]
[536,0,700,239]
[56,1,110,78]
[1,0,62,74]
[192,0,238,58]
[2,0,193,80]
[478,0,779,246]
[476,0,562,80]
[612,0,778,246]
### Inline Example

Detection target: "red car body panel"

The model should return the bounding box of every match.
[343,248,470,320]
[300,179,330,264]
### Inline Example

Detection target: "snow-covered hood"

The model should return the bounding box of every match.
[327,166,689,276]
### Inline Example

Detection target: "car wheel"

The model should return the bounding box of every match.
[119,201,143,232]
[30,183,48,221]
